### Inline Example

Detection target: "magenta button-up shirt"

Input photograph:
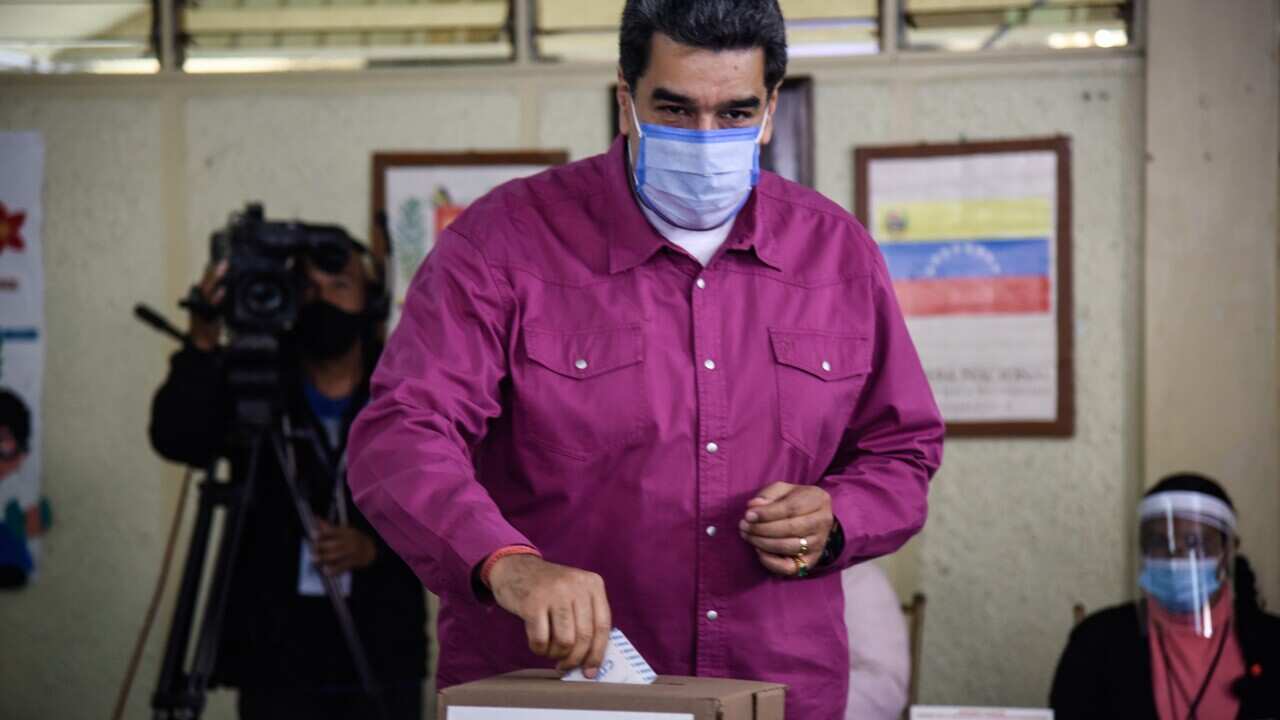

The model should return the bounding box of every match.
[348,137,943,719]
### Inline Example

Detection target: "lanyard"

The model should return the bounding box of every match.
[300,413,349,525]
[1155,618,1232,720]
[332,451,348,526]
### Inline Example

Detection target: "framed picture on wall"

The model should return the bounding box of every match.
[854,137,1075,437]
[371,150,568,327]
[609,76,815,188]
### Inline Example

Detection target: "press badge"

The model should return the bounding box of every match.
[298,540,352,597]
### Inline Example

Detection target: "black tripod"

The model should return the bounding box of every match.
[136,306,387,720]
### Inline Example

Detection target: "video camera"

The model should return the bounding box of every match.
[182,203,362,430]
[189,203,359,335]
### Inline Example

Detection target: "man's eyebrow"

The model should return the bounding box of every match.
[650,88,764,113]
[719,96,762,111]
[650,87,696,106]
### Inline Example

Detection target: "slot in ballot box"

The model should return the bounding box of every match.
[439,670,787,720]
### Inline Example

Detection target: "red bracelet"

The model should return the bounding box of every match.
[480,545,542,588]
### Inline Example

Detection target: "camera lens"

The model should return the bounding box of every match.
[243,277,286,318]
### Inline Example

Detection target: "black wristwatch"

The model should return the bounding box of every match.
[818,518,845,567]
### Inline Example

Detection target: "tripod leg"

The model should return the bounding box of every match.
[184,436,264,710]
[152,464,221,720]
[271,421,390,720]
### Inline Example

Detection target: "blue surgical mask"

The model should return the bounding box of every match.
[629,100,769,231]
[1140,557,1222,613]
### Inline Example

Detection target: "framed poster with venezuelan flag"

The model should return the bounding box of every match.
[855,137,1073,437]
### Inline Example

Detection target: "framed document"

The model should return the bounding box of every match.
[855,138,1074,437]
[371,150,568,327]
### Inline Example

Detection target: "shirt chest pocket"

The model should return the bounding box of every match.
[769,328,872,461]
[517,324,649,461]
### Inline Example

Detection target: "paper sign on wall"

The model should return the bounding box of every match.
[856,138,1074,436]
[0,131,51,589]
[371,151,566,330]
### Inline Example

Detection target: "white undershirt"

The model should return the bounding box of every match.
[638,202,735,266]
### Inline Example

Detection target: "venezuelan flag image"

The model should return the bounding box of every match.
[875,197,1054,318]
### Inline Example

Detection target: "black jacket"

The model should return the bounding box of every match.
[149,346,426,691]
[1050,601,1280,719]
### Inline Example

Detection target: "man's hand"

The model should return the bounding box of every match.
[189,260,228,352]
[487,554,612,678]
[312,519,377,575]
[738,482,834,577]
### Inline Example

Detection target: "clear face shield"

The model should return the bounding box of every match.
[1137,491,1236,638]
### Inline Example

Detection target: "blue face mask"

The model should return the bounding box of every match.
[1140,557,1222,614]
[629,100,768,231]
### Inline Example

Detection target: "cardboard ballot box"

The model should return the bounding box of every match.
[439,670,787,720]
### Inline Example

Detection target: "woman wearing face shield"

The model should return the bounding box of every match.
[1049,473,1280,719]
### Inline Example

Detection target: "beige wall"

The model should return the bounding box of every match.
[0,33,1269,718]
[0,90,182,718]
[1144,0,1280,605]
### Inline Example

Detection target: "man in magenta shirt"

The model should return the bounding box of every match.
[348,1,943,717]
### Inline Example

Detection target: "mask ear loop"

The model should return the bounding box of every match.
[628,96,645,141]
[756,107,772,144]
[628,97,646,189]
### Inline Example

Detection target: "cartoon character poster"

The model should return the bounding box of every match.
[372,151,567,330]
[0,132,51,588]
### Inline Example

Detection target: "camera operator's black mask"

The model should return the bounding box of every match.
[293,301,367,360]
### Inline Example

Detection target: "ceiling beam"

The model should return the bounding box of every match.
[185,3,507,35]
[905,0,1120,11]
[537,0,879,32]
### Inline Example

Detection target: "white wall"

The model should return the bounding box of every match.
[863,63,1146,705]
[0,43,1247,717]
[1144,0,1280,606]
[0,90,181,718]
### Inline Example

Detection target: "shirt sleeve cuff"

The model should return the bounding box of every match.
[817,477,926,572]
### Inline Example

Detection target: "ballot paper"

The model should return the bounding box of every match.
[562,628,657,684]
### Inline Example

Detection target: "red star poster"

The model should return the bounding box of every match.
[0,203,26,254]
[0,132,48,588]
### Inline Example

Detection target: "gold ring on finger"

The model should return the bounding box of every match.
[798,536,809,554]
[792,555,809,578]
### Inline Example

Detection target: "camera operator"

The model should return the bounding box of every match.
[149,245,426,720]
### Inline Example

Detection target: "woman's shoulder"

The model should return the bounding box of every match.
[1073,601,1142,641]
[1247,605,1280,637]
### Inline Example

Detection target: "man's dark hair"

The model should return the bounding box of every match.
[619,0,789,94]
[0,388,30,452]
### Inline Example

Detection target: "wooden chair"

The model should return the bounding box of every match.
[901,592,927,717]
